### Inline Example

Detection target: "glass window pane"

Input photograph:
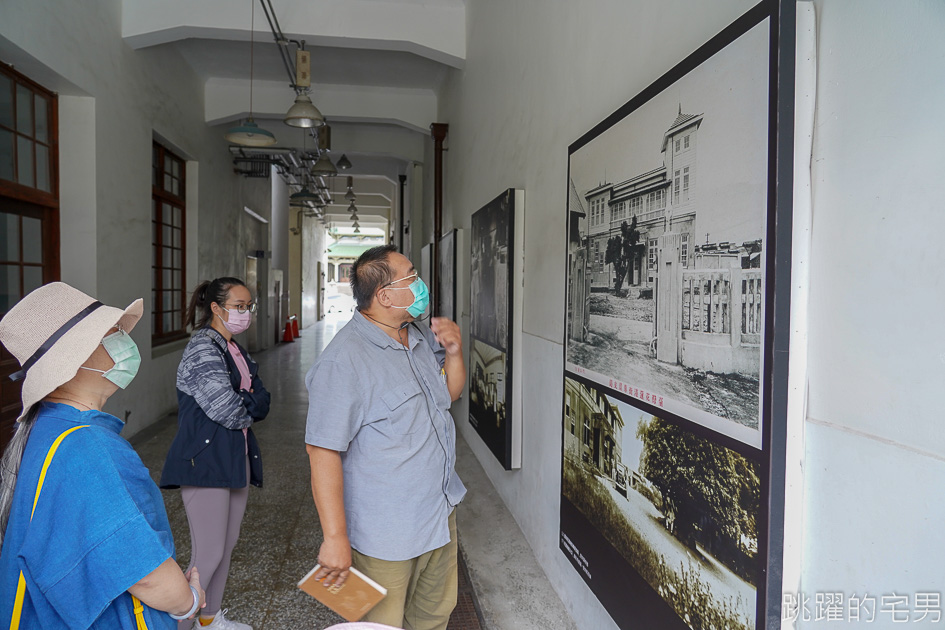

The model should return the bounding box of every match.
[173,311,181,332]
[163,291,172,311]
[152,220,158,247]
[162,246,172,267]
[172,249,181,268]
[34,94,48,143]
[23,265,42,295]
[0,75,12,129]
[163,312,173,332]
[172,205,181,228]
[0,128,13,181]
[0,213,18,261]
[163,173,171,192]
[162,225,172,250]
[16,136,33,187]
[35,143,49,192]
[163,269,173,290]
[172,227,180,248]
[21,217,41,264]
[171,177,180,197]
[0,264,19,312]
[15,84,31,134]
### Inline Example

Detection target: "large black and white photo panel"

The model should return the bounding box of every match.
[561,2,795,629]
[469,189,524,469]
[565,6,773,449]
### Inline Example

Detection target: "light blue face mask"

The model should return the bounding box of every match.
[79,329,141,389]
[386,274,430,318]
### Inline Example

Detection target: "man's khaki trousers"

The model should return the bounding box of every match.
[351,510,458,630]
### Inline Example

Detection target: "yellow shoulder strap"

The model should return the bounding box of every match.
[8,425,148,629]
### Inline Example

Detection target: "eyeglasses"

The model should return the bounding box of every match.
[384,273,418,288]
[223,302,258,314]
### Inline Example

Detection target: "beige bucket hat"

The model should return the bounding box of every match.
[0,282,143,422]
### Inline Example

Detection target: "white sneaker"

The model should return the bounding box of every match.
[196,609,253,630]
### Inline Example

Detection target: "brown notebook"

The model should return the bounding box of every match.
[298,564,388,622]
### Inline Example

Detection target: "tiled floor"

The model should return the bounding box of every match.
[132,314,483,630]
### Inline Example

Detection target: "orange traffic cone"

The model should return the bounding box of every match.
[282,317,295,343]
[291,314,300,338]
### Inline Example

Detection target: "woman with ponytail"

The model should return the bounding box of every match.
[160,278,270,630]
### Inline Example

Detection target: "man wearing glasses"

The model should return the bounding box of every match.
[304,245,466,630]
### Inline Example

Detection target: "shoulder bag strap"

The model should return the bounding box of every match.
[8,425,152,630]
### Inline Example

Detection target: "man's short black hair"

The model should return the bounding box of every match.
[351,244,399,311]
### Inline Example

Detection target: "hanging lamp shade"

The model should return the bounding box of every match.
[225,118,277,147]
[337,154,352,170]
[284,92,325,128]
[353,226,361,234]
[350,212,359,221]
[290,186,320,204]
[352,221,360,229]
[347,201,357,213]
[311,154,337,176]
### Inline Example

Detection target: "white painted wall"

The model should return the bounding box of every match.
[798,1,945,625]
[438,0,945,628]
[300,216,328,326]
[0,0,273,436]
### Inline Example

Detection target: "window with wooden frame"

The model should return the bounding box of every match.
[152,141,186,345]
[0,62,59,451]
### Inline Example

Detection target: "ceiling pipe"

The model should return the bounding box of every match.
[430,123,448,316]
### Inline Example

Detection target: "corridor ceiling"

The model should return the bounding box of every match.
[123,0,466,237]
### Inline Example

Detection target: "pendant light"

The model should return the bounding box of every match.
[290,186,321,205]
[344,176,356,202]
[225,0,276,146]
[337,154,353,170]
[284,48,325,128]
[311,153,337,176]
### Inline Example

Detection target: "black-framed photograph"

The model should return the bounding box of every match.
[561,375,762,630]
[437,229,457,321]
[470,189,524,469]
[561,2,794,628]
[566,5,774,449]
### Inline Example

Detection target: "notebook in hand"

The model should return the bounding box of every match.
[298,564,388,622]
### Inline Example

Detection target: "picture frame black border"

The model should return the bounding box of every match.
[470,188,516,470]
[437,228,458,321]
[560,1,795,628]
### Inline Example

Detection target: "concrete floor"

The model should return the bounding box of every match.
[132,314,575,630]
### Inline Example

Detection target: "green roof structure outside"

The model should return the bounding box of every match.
[327,243,375,259]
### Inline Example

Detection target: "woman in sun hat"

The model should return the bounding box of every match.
[0,282,206,629]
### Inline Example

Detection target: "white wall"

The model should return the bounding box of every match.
[437,1,761,627]
[799,1,945,625]
[300,216,329,327]
[0,0,271,436]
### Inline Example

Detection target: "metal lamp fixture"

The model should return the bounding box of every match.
[344,176,356,202]
[225,0,276,146]
[284,92,324,128]
[289,186,320,205]
[337,154,352,170]
[311,153,337,176]
[284,49,325,128]
[347,200,357,213]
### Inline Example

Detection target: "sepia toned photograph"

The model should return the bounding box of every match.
[560,376,760,630]
[565,18,770,448]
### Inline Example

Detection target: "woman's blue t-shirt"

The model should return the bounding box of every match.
[0,403,177,629]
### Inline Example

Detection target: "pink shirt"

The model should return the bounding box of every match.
[227,340,252,452]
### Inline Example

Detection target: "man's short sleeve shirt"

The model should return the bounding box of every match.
[304,312,466,561]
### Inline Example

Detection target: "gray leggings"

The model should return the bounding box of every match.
[180,460,250,618]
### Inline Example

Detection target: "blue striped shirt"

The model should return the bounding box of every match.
[304,311,466,561]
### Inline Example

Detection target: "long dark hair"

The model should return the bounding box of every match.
[185,277,246,330]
